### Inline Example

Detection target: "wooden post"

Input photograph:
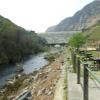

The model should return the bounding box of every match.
[83,64,89,100]
[74,53,76,73]
[77,58,80,84]
[97,60,100,70]
[71,52,76,73]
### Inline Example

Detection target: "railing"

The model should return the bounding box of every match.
[72,54,100,100]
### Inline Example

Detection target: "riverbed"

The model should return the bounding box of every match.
[0,53,48,87]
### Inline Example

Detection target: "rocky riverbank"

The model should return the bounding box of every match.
[0,53,64,100]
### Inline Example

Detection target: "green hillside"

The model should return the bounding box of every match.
[0,15,46,64]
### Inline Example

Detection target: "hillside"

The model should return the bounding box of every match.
[46,1,100,32]
[0,15,46,64]
[84,21,100,41]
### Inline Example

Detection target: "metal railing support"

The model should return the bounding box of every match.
[83,64,89,100]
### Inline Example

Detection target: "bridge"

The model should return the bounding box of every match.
[38,31,81,46]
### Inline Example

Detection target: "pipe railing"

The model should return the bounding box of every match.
[73,54,100,100]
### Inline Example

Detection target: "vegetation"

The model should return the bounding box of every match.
[0,75,29,100]
[68,32,86,72]
[84,21,100,41]
[0,15,47,65]
[44,52,59,62]
[69,32,86,51]
[68,21,100,72]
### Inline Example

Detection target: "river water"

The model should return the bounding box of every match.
[0,53,48,87]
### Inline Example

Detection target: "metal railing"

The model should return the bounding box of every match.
[72,55,100,100]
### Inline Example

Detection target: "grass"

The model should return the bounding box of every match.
[63,64,68,100]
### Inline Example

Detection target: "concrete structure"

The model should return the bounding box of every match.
[38,31,80,46]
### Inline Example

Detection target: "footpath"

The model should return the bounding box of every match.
[68,72,83,100]
[67,61,100,100]
[68,70,100,100]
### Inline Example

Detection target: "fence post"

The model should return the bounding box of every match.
[77,58,80,84]
[71,52,76,73]
[83,64,89,100]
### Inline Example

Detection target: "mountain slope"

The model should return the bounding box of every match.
[46,1,100,32]
[0,15,46,64]
[84,21,100,41]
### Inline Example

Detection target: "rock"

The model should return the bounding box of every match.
[34,72,47,81]
[6,78,16,85]
[46,68,52,73]
[37,88,53,96]
[26,97,32,100]
[50,87,53,90]
[37,88,46,96]
[8,95,15,100]
[0,89,5,93]
[31,70,38,76]
[14,89,32,100]
[41,79,47,84]
[23,79,31,85]
[7,81,15,85]
[45,88,53,95]
[15,74,22,79]
[34,74,39,81]
[47,91,52,95]
[16,67,24,73]
[53,80,57,85]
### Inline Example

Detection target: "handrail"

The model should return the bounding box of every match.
[74,53,100,100]
[86,67,100,84]
[89,74,100,90]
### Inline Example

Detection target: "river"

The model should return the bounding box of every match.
[0,53,48,87]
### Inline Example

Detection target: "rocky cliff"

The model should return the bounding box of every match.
[46,1,100,32]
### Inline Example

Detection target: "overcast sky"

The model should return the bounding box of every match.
[0,0,94,32]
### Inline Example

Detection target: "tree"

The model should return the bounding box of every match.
[69,32,86,51]
[0,16,47,64]
[69,32,86,73]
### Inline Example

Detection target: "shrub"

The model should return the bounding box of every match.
[44,53,57,62]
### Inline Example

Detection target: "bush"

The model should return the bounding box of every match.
[44,52,58,62]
